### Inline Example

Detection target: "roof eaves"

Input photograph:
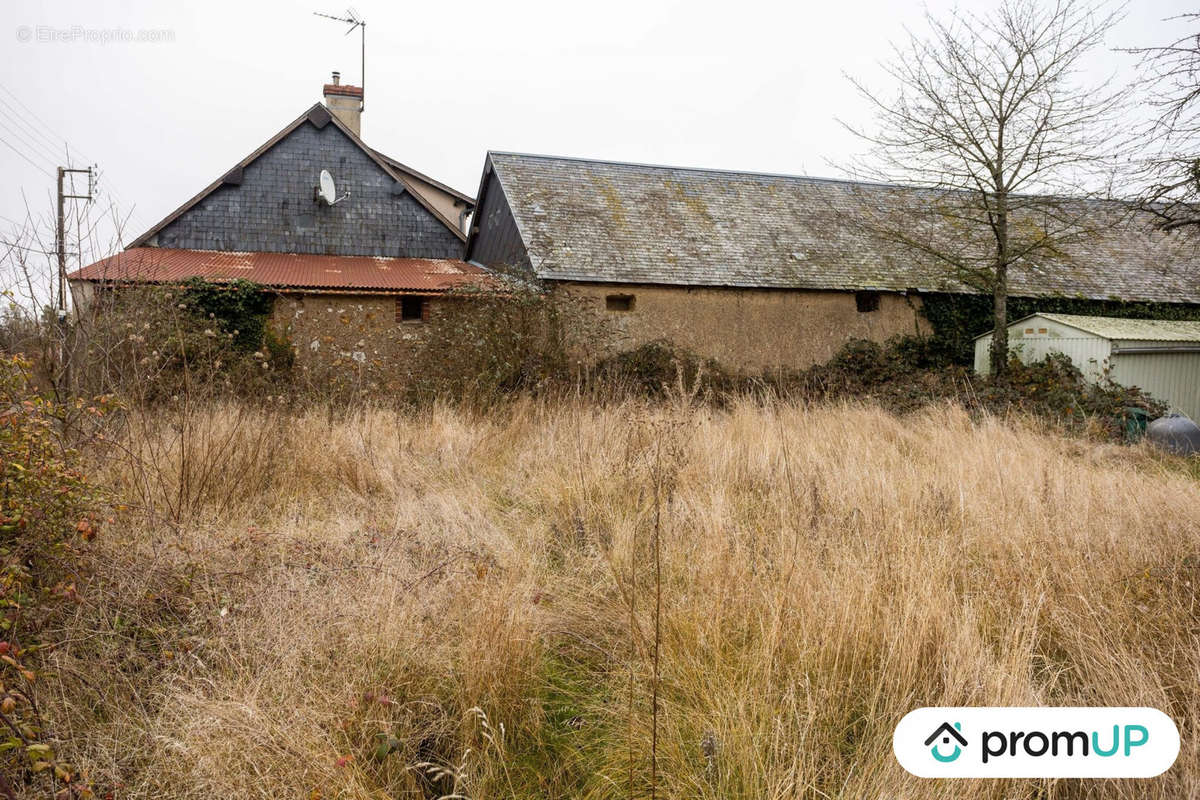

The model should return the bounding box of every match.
[129,104,325,248]
[372,149,475,206]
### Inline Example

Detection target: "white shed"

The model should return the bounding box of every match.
[974,313,1200,420]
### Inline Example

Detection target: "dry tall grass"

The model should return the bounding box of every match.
[45,398,1200,798]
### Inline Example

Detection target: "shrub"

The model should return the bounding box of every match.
[75,283,288,405]
[593,340,737,400]
[781,339,1166,440]
[0,355,107,796]
[404,278,612,407]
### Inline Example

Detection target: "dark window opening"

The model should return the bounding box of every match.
[606,294,635,312]
[397,296,425,322]
[855,291,880,313]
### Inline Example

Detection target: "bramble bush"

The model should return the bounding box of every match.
[587,337,1165,441]
[0,355,110,798]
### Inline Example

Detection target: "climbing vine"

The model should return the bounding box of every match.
[179,278,273,353]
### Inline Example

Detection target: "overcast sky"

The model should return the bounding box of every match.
[0,0,1192,283]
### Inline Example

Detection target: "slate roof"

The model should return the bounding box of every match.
[1008,313,1200,342]
[480,152,1200,303]
[69,248,487,294]
[129,104,467,248]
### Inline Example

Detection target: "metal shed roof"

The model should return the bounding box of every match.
[979,313,1200,342]
[68,248,488,294]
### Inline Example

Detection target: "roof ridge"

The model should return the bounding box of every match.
[487,149,887,188]
[486,150,1142,207]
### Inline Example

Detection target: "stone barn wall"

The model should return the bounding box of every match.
[269,292,442,393]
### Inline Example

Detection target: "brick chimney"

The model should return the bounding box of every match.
[323,71,363,137]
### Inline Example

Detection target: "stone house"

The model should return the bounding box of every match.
[70,74,485,372]
[464,152,1200,370]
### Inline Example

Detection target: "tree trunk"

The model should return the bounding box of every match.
[991,263,1008,375]
[990,191,1010,376]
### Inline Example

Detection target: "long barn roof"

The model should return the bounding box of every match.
[476,151,1200,303]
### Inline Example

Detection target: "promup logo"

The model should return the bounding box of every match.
[924,722,967,763]
[894,707,1179,778]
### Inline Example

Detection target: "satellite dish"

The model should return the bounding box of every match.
[319,170,336,203]
[315,169,350,205]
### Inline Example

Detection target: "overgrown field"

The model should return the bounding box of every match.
[38,399,1200,798]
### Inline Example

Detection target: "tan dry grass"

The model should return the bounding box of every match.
[43,398,1200,798]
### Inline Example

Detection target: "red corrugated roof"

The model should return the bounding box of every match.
[70,248,488,294]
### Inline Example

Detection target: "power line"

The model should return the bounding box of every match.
[0,239,62,256]
[0,82,89,161]
[0,114,64,170]
[0,133,55,179]
[0,94,75,160]
[0,80,151,234]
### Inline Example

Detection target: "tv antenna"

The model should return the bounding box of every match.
[314,8,366,112]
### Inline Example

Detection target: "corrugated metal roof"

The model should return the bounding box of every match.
[1034,313,1200,342]
[69,248,488,294]
[482,151,1200,302]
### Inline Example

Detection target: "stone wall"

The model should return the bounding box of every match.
[269,292,439,392]
[558,283,928,370]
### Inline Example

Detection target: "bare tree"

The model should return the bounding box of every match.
[1125,14,1200,232]
[842,0,1128,373]
[1,191,132,393]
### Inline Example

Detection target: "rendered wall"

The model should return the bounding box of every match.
[560,283,926,371]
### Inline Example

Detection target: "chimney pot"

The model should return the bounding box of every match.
[323,72,362,136]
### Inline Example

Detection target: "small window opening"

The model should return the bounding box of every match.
[606,294,635,312]
[855,291,880,313]
[397,296,425,322]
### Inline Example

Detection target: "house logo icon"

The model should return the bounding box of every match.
[924,721,967,763]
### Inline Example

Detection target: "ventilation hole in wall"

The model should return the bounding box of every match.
[855,291,880,313]
[397,296,425,322]
[606,294,634,312]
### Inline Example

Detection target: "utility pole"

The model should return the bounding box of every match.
[55,165,94,394]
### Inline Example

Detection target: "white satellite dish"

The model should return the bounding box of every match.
[316,169,349,205]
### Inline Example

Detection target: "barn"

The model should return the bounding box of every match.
[465,152,1200,371]
[974,313,1200,419]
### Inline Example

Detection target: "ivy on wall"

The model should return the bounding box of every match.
[918,293,1200,365]
[179,278,273,353]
